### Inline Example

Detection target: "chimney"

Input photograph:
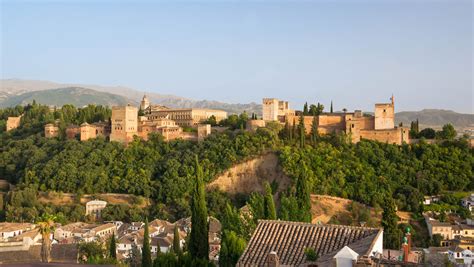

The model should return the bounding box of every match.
[267,251,280,267]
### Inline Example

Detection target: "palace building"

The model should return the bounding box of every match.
[45,95,221,144]
[142,99,227,127]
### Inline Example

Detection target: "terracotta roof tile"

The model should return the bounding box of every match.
[237,220,382,266]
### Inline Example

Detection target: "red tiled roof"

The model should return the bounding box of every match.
[237,220,382,267]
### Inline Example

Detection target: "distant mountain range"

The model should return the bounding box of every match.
[1,79,472,128]
[395,109,474,129]
[0,79,261,115]
[0,87,133,108]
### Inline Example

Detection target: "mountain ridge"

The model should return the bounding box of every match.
[0,87,134,107]
[1,79,472,128]
[0,79,261,115]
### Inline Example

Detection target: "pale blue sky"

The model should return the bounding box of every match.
[1,0,472,113]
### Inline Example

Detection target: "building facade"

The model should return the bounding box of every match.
[44,123,60,138]
[110,105,139,144]
[262,98,295,122]
[80,122,110,141]
[282,96,409,145]
[85,200,108,220]
[144,108,227,127]
[6,116,21,132]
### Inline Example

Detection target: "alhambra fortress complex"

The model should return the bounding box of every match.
[6,95,408,145]
[255,95,409,145]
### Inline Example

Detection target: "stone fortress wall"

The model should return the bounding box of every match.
[263,95,409,145]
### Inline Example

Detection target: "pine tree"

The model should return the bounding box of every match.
[173,225,181,255]
[263,182,277,220]
[330,101,333,113]
[296,163,312,222]
[109,232,117,260]
[303,102,309,115]
[189,156,209,260]
[382,197,401,249]
[298,114,306,148]
[142,219,152,267]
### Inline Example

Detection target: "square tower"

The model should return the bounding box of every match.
[110,105,138,144]
[263,98,279,121]
[374,96,395,130]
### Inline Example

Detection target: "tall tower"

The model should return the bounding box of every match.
[374,96,395,130]
[262,98,279,121]
[110,105,138,144]
[140,94,150,111]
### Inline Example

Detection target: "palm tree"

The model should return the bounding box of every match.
[37,214,57,263]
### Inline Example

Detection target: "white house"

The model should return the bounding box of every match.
[85,200,107,219]
[461,194,474,212]
[0,223,35,240]
[449,248,473,265]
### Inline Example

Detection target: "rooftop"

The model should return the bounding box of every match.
[0,223,35,233]
[237,220,382,266]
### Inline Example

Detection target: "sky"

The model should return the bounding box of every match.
[1,0,472,113]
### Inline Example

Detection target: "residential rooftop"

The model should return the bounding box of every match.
[237,220,382,267]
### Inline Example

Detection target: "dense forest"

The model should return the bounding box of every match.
[279,139,473,213]
[0,103,472,223]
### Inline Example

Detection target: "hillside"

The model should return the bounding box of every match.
[207,153,291,196]
[0,87,134,107]
[0,79,261,114]
[395,109,474,128]
[310,194,381,226]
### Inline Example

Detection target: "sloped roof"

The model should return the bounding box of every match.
[237,220,382,267]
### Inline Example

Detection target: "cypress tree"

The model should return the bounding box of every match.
[382,197,401,249]
[303,102,309,115]
[284,121,291,141]
[173,225,181,255]
[310,113,318,145]
[292,118,297,142]
[109,232,117,260]
[330,101,333,113]
[142,218,152,267]
[263,182,277,220]
[219,230,247,267]
[298,114,306,148]
[189,156,209,260]
[296,162,312,222]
